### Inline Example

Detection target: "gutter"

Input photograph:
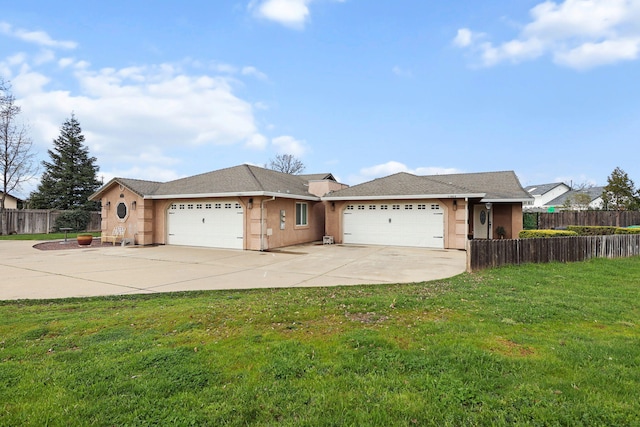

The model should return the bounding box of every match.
[146,191,319,202]
[480,198,535,203]
[260,196,276,251]
[322,193,485,201]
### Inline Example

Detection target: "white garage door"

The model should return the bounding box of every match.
[343,202,444,248]
[167,200,244,249]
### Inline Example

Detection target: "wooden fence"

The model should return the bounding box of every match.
[0,209,101,234]
[535,211,640,229]
[468,234,640,271]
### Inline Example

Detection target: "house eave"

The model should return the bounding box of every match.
[146,191,320,202]
[481,198,534,203]
[322,193,486,201]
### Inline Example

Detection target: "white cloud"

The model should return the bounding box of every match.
[360,161,410,178]
[249,0,311,29]
[554,37,640,69]
[455,0,640,70]
[241,66,268,80]
[102,165,183,183]
[349,161,463,184]
[272,135,308,157]
[2,27,274,183]
[0,22,77,49]
[245,133,269,149]
[453,28,473,47]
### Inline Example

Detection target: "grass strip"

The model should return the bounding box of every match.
[1,256,639,426]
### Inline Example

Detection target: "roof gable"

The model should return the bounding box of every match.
[524,182,570,196]
[0,191,22,202]
[324,170,532,202]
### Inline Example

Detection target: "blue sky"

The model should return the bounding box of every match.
[2,0,640,198]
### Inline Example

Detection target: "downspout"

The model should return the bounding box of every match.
[465,197,469,245]
[260,196,276,251]
[465,197,470,272]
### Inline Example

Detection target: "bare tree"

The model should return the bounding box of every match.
[0,79,37,235]
[570,181,594,191]
[268,154,306,175]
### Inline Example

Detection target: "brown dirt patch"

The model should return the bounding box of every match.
[33,239,118,251]
[490,337,536,357]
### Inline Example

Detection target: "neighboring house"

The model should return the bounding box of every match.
[322,170,532,249]
[545,186,605,211]
[0,192,22,209]
[523,183,571,209]
[90,165,532,251]
[89,164,346,250]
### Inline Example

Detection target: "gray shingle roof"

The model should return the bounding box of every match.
[524,182,568,196]
[547,186,604,206]
[324,170,531,202]
[117,178,163,196]
[91,165,325,200]
[300,173,336,181]
[91,165,532,204]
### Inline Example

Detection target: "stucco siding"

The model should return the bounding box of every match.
[99,186,143,244]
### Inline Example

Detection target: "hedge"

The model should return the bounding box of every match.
[519,230,578,238]
[567,226,618,236]
[520,227,640,238]
[616,227,640,235]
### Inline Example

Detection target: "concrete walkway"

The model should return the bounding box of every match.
[0,240,467,300]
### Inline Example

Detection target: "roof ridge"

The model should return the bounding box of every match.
[245,164,266,191]
[421,174,475,194]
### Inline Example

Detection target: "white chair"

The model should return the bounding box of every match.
[103,225,126,245]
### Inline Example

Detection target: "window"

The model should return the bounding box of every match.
[346,205,354,210]
[235,203,242,209]
[431,204,440,210]
[357,205,365,210]
[205,203,212,209]
[179,204,185,210]
[380,205,388,210]
[296,202,308,226]
[369,205,376,210]
[418,204,426,210]
[392,205,400,210]
[405,205,413,210]
[225,203,232,209]
[116,202,128,220]
[215,203,221,209]
[196,204,202,209]
[187,204,194,209]
[170,204,177,210]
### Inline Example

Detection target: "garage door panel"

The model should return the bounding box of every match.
[168,200,243,249]
[343,202,444,248]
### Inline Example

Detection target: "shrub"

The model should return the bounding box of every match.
[519,229,578,238]
[567,226,618,236]
[616,227,640,235]
[53,209,91,232]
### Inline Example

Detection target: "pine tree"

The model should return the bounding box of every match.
[601,167,639,212]
[30,114,101,211]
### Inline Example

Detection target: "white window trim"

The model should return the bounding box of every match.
[296,202,308,227]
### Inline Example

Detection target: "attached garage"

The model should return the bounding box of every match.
[167,200,244,249]
[343,201,444,248]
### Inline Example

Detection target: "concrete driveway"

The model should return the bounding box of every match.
[0,240,467,300]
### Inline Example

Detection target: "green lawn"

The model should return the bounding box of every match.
[0,232,101,241]
[1,257,639,426]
